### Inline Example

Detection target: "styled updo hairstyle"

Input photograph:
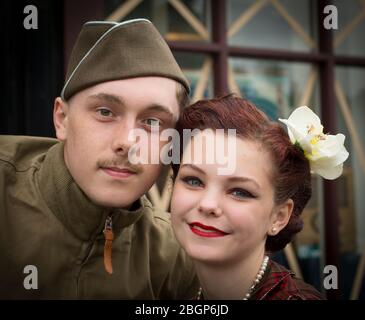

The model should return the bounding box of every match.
[171,95,312,252]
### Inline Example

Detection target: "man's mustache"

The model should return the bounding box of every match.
[97,158,142,173]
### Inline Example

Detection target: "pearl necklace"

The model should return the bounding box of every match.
[196,255,269,300]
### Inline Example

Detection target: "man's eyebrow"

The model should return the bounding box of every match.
[87,95,176,120]
[88,93,125,105]
[143,104,175,120]
[180,164,206,175]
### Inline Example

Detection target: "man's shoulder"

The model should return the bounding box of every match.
[139,195,171,226]
[0,135,58,171]
[137,196,178,248]
[135,196,199,299]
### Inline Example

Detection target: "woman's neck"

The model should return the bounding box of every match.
[194,249,266,300]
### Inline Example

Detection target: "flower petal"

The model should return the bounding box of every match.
[315,134,342,157]
[279,119,305,144]
[311,146,349,168]
[312,163,344,180]
[287,106,323,134]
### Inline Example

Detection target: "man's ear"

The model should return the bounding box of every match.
[53,97,69,141]
[269,199,294,236]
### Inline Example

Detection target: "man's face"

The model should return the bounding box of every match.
[54,77,180,208]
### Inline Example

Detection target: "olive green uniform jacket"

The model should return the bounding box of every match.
[0,135,198,299]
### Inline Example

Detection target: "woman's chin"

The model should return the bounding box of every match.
[185,244,225,264]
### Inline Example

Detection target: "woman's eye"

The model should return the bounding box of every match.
[182,176,203,188]
[142,118,162,127]
[231,188,254,199]
[97,108,113,117]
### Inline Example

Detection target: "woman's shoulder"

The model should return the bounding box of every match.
[252,260,325,300]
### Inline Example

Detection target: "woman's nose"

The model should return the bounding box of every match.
[198,191,223,216]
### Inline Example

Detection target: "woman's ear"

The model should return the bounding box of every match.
[53,97,69,141]
[269,199,294,236]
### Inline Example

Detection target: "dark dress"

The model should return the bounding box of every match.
[250,259,325,300]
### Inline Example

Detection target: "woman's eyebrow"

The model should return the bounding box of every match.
[180,164,206,175]
[226,176,260,189]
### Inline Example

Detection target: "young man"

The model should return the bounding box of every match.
[0,19,198,299]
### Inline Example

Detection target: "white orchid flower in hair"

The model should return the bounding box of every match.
[279,106,349,180]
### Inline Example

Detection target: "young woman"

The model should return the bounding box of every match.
[170,95,348,300]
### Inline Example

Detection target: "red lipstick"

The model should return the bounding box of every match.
[189,222,228,238]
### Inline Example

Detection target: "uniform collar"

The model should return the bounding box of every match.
[37,142,146,241]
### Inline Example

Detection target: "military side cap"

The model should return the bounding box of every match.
[61,19,189,100]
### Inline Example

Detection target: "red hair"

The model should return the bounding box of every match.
[172,95,311,252]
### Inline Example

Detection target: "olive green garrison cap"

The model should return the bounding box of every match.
[61,19,189,100]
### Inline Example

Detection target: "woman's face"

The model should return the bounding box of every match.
[171,130,291,265]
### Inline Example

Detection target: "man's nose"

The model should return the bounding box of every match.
[198,189,223,216]
[111,118,137,156]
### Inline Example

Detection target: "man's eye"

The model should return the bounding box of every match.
[142,118,161,127]
[97,108,113,117]
[230,188,255,199]
[182,176,203,188]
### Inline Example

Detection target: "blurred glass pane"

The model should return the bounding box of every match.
[174,52,213,100]
[227,0,317,52]
[105,0,154,23]
[166,0,211,42]
[333,0,365,56]
[105,0,211,42]
[229,58,320,118]
[336,66,365,299]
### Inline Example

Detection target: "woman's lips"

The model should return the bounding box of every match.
[189,222,229,238]
[101,167,136,179]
